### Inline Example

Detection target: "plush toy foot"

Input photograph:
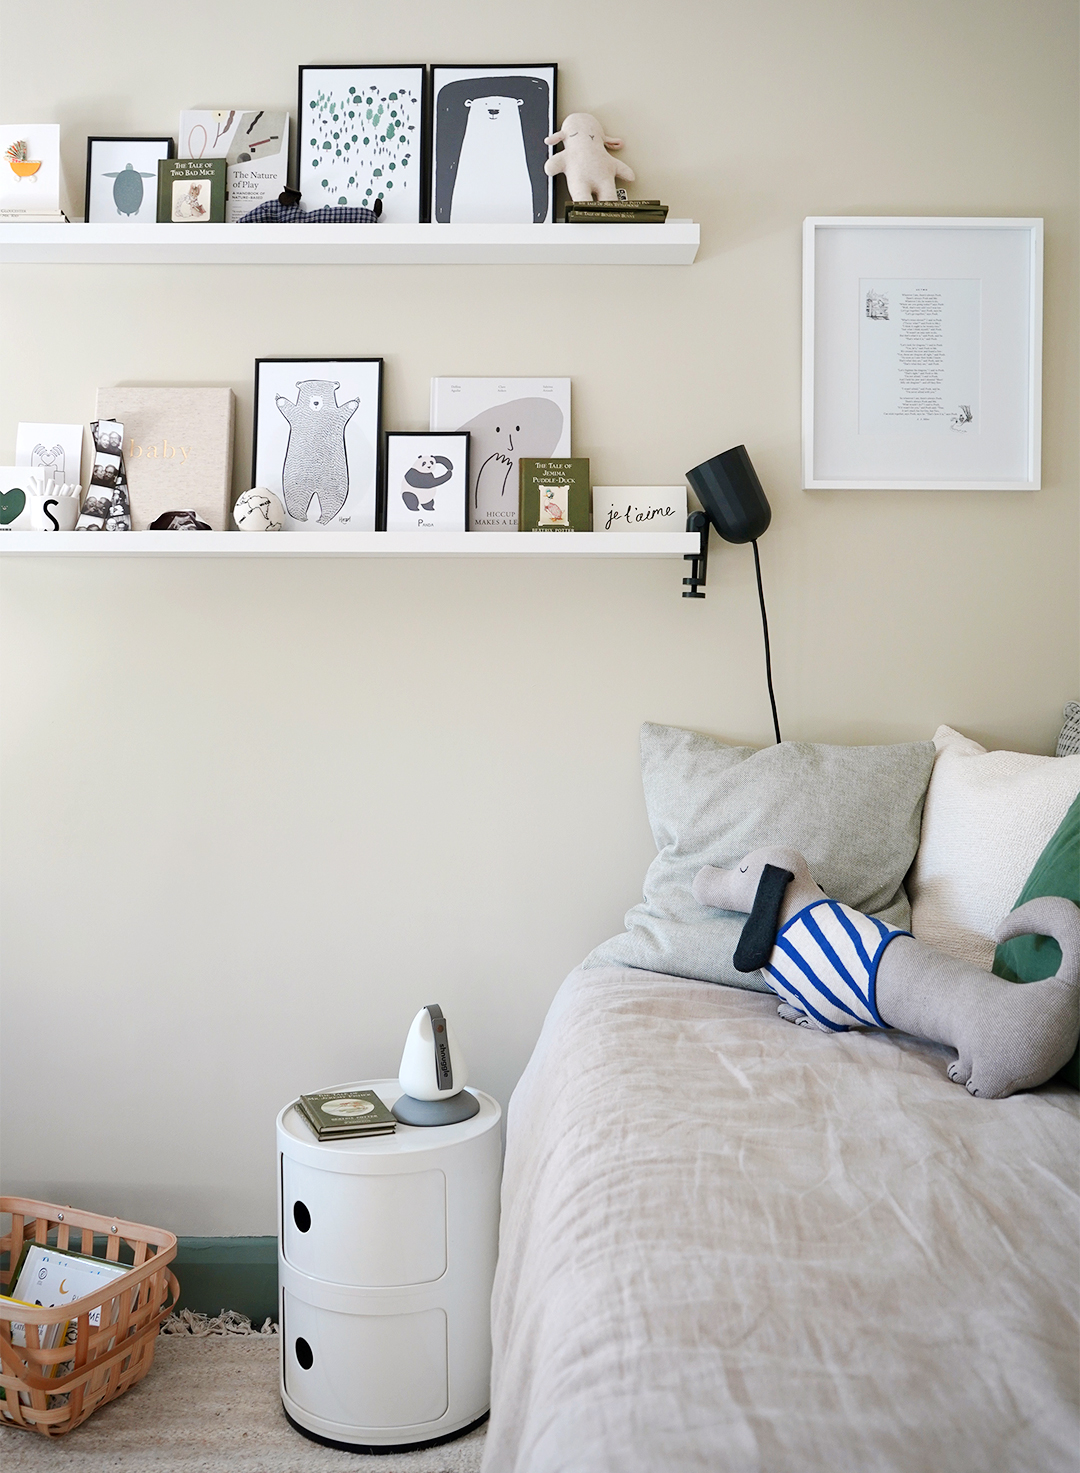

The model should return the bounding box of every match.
[947,1052,972,1086]
[877,903,1080,1099]
[777,1002,830,1031]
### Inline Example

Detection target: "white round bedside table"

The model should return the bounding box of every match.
[276,1079,501,1453]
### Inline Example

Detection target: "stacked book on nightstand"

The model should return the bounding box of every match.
[295,1088,397,1141]
[564,199,669,224]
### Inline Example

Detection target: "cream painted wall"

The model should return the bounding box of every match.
[1,0,1076,1233]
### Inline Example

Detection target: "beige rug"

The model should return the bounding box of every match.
[0,1335,486,1472]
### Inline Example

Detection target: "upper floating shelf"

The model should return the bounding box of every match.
[0,221,700,267]
[0,530,700,557]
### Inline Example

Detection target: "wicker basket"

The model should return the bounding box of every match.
[0,1197,179,1437]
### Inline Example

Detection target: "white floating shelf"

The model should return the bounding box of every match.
[0,221,699,267]
[0,530,699,557]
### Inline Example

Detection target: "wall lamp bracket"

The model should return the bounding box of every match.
[682,511,709,597]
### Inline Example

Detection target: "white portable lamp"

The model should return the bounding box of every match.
[392,1004,481,1126]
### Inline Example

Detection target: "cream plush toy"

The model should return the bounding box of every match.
[544,112,636,202]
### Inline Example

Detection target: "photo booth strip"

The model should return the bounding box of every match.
[78,419,131,530]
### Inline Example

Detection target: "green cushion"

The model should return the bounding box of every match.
[993,793,1080,1088]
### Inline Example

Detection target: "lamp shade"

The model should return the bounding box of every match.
[686,444,772,544]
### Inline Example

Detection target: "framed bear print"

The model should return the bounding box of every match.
[384,432,470,532]
[430,65,557,224]
[298,65,428,223]
[252,359,383,531]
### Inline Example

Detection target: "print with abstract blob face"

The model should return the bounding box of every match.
[458,397,564,518]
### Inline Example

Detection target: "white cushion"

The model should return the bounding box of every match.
[908,725,1080,970]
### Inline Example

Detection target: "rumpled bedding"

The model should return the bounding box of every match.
[484,966,1080,1473]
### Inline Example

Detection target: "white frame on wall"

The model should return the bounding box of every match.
[802,217,1043,491]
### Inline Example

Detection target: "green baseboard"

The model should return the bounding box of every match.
[173,1237,277,1325]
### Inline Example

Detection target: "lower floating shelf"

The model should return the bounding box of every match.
[0,530,699,557]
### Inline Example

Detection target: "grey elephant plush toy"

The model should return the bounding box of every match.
[692,846,1080,1099]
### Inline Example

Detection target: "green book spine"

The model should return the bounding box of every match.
[566,199,663,209]
[519,458,591,532]
[565,211,668,224]
[157,159,228,223]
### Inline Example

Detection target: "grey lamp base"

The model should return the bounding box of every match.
[392,1091,481,1127]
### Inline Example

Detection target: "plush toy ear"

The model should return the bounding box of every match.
[732,863,795,973]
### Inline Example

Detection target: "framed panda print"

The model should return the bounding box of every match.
[384,432,469,532]
[252,358,383,531]
[430,65,557,224]
[297,65,428,222]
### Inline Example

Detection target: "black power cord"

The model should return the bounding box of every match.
[751,539,782,744]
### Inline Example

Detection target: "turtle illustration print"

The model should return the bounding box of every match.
[102,163,156,217]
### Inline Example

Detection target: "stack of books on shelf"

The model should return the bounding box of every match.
[295,1088,397,1141]
[564,199,669,224]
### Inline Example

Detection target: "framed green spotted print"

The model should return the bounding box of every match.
[297,65,429,222]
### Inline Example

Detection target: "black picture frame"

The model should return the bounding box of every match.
[383,431,471,533]
[85,136,174,223]
[252,358,384,531]
[429,64,558,224]
[296,65,430,222]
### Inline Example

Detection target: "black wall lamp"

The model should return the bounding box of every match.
[682,445,781,743]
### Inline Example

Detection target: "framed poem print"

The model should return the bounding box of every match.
[803,217,1043,490]
[384,432,469,532]
[252,359,383,531]
[85,136,173,223]
[430,65,557,224]
[297,65,428,223]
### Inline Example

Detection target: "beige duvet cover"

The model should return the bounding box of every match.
[484,966,1079,1473]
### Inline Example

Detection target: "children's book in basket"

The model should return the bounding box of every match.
[296,1088,396,1140]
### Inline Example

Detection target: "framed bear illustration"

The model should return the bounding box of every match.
[430,65,557,224]
[252,358,383,531]
[383,432,470,532]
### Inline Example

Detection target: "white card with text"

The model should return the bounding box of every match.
[592,485,687,533]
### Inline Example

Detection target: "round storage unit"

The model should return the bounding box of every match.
[276,1079,501,1451]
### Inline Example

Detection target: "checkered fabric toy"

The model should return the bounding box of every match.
[238,200,381,225]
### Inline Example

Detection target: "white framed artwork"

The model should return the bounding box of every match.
[0,123,62,219]
[430,377,570,531]
[297,66,427,222]
[85,137,174,224]
[803,217,1043,490]
[430,65,557,224]
[15,422,85,488]
[384,432,469,532]
[252,359,383,530]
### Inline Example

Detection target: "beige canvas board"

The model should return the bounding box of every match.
[94,387,235,530]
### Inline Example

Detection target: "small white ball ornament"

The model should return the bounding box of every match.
[233,487,285,532]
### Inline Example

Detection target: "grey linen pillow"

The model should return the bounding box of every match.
[585,722,937,991]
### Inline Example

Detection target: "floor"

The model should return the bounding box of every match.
[0,1334,487,1472]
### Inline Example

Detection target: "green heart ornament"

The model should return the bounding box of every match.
[0,486,26,525]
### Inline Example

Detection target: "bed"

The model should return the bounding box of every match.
[483,966,1079,1473]
[482,721,1079,1472]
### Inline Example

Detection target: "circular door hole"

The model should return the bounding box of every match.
[295,1336,313,1370]
[292,1200,311,1233]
